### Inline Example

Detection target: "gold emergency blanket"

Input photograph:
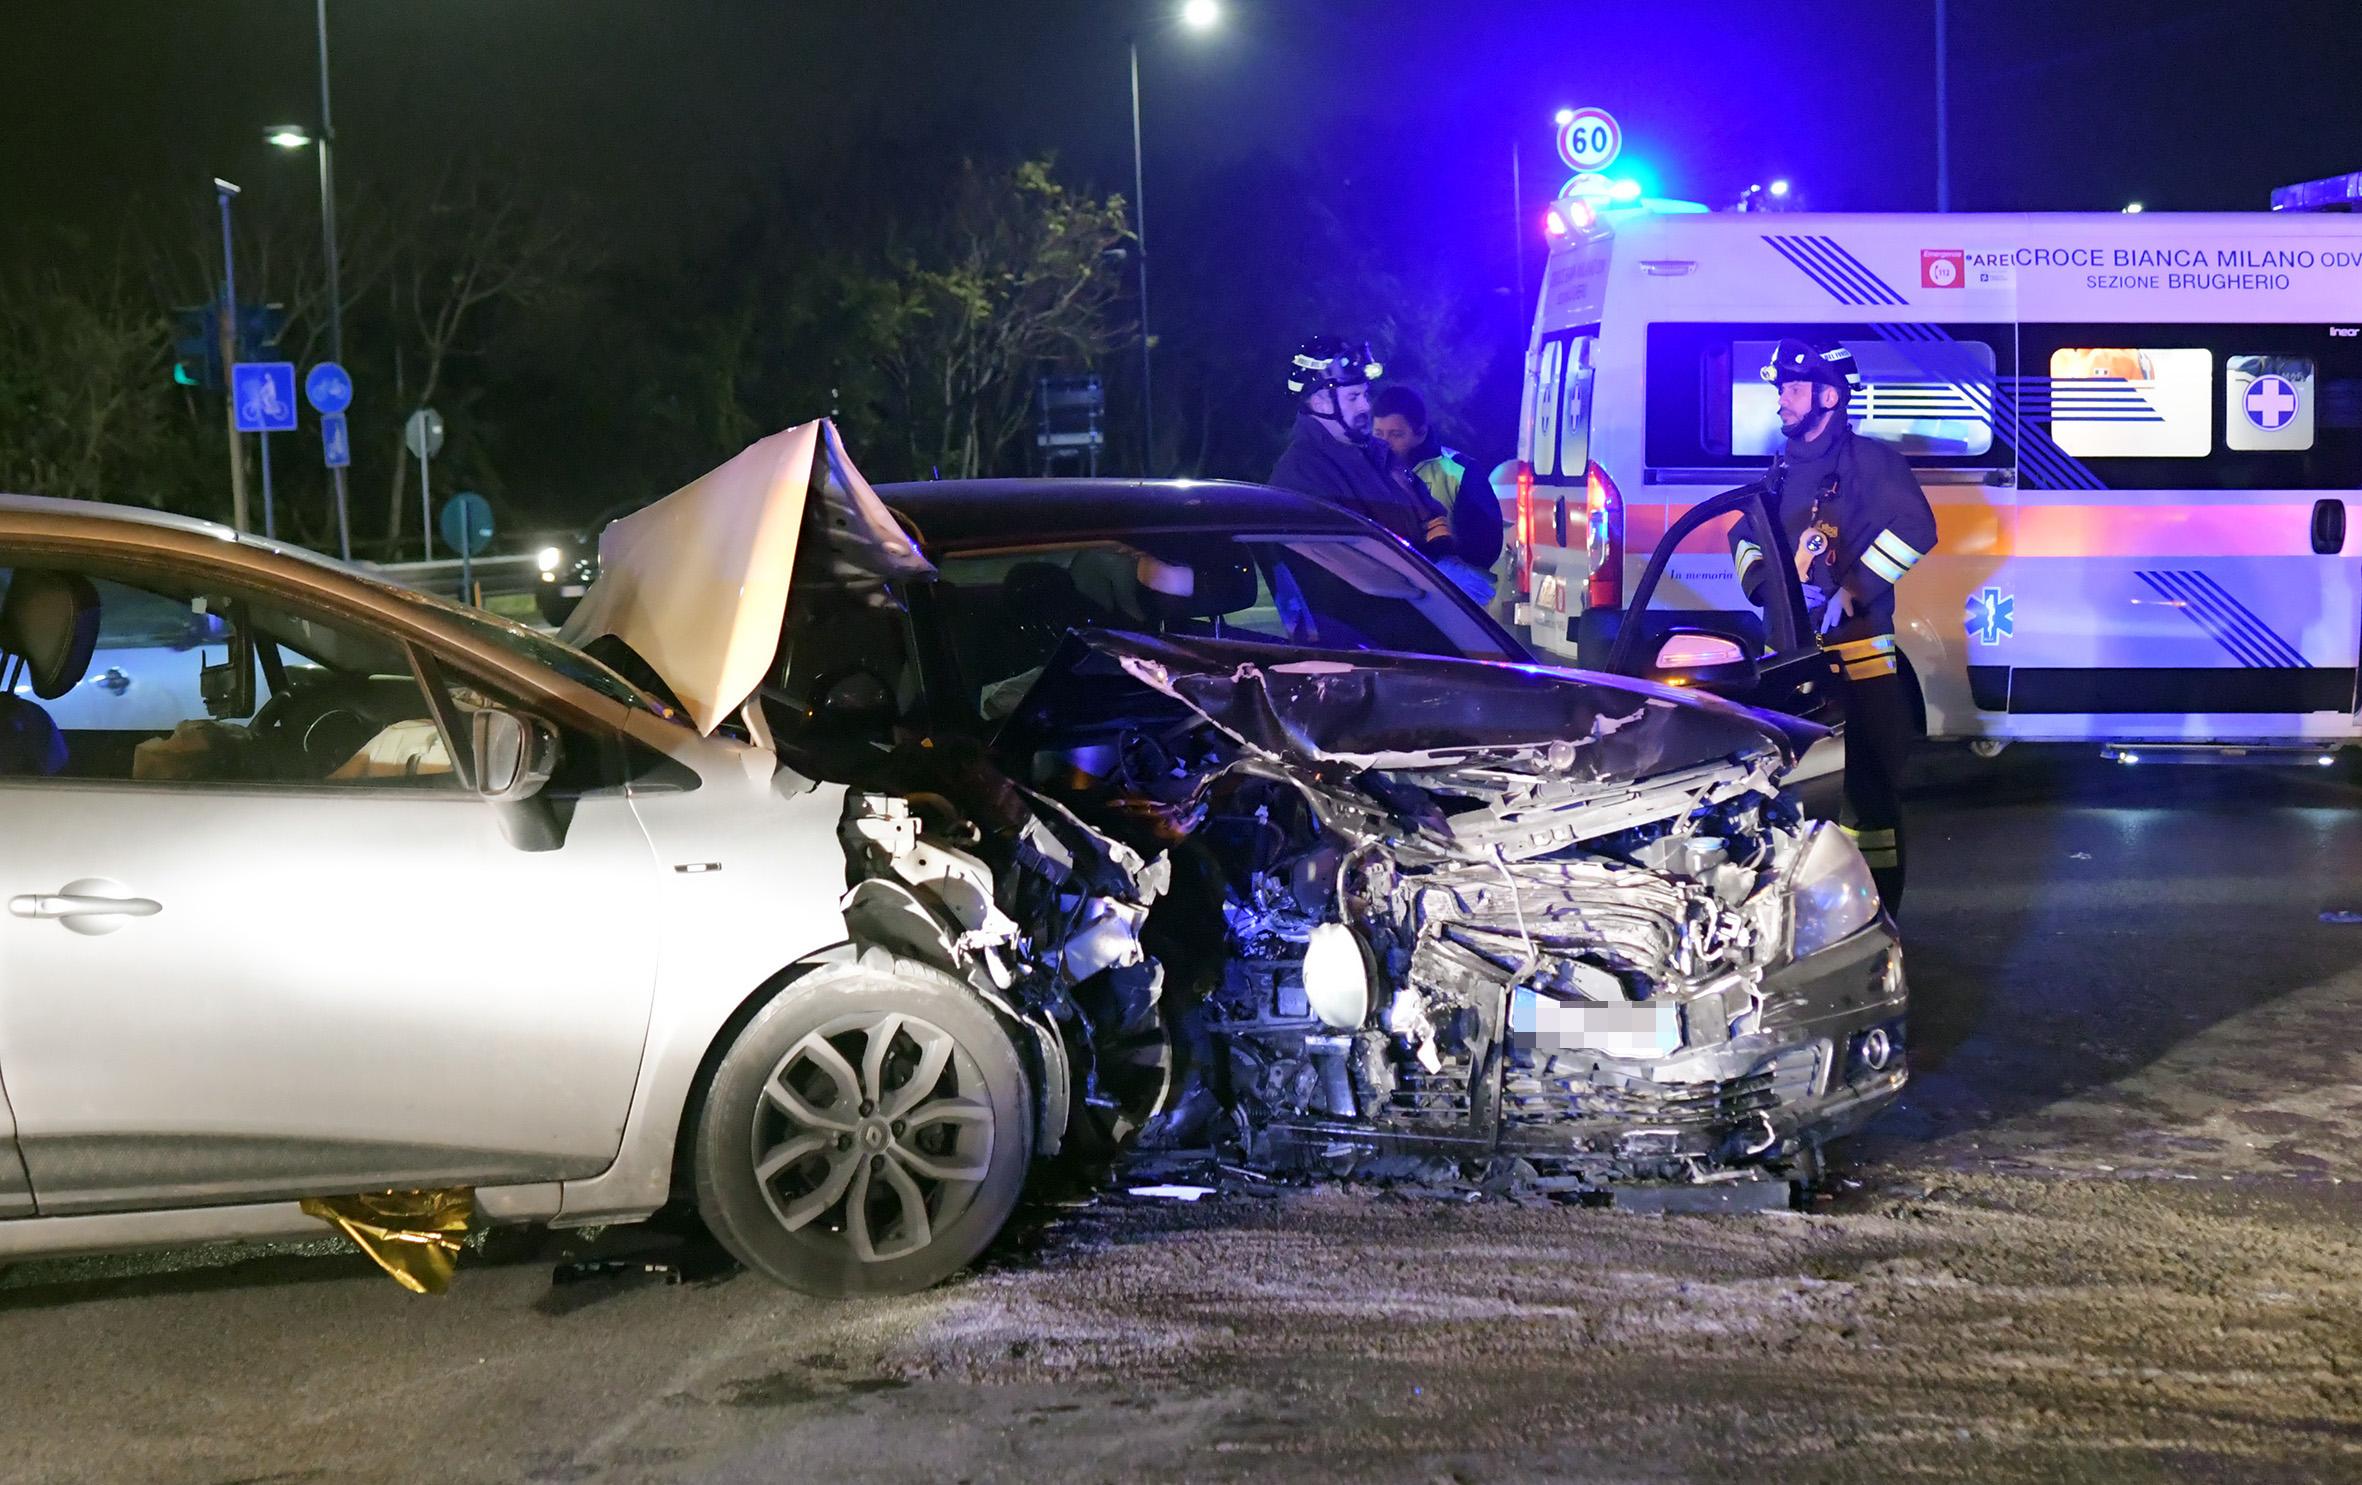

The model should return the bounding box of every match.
[299,1189,475,1294]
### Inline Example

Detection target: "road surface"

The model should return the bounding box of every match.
[4,751,2358,1483]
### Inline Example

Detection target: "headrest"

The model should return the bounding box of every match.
[0,570,102,700]
[0,694,67,775]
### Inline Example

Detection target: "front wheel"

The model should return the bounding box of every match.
[691,961,1033,1297]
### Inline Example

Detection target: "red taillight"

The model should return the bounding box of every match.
[1583,461,1623,611]
[1513,461,1535,597]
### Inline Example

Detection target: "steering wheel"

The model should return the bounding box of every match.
[249,676,391,778]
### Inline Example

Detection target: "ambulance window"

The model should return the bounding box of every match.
[2048,347,2213,458]
[1644,322,2011,472]
[2225,355,2315,453]
[1533,340,1565,478]
[1732,337,1995,458]
[1558,334,1596,476]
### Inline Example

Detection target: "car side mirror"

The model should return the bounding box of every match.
[812,670,896,736]
[1645,627,1760,690]
[471,707,560,802]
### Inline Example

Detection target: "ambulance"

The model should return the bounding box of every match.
[1512,199,2362,758]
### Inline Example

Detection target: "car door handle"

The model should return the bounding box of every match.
[10,881,162,936]
[11,893,160,919]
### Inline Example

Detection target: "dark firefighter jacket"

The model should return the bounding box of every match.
[1270,412,1454,558]
[1726,418,1936,679]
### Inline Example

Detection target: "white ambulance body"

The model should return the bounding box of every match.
[1515,209,2362,749]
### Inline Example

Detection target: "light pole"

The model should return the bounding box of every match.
[215,178,251,533]
[1127,0,1221,477]
[1935,0,1950,211]
[264,0,352,560]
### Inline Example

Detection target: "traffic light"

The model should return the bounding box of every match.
[171,306,216,390]
[168,303,291,391]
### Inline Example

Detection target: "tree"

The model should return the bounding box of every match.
[873,158,1134,480]
[0,242,185,506]
[376,174,589,545]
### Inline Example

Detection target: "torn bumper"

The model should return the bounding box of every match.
[1262,919,1906,1177]
[1500,917,1906,1166]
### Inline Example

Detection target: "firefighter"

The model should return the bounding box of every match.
[1269,337,1458,562]
[1729,338,1935,908]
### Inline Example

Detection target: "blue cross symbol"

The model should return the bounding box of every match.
[1966,586,2014,645]
[2244,374,2299,430]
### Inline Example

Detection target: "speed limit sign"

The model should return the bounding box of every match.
[1556,107,1622,172]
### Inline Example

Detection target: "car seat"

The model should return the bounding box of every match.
[0,569,101,776]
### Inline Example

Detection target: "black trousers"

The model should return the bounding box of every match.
[1837,667,1915,909]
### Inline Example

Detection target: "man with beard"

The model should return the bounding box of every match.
[1268,337,1457,562]
[1728,338,1935,908]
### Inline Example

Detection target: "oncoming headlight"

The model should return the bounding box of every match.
[1787,822,1881,959]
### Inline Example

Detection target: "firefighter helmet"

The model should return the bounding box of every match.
[1287,337,1385,398]
[1760,338,1863,401]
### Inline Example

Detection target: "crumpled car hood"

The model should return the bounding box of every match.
[1001,630,1821,781]
[560,418,933,734]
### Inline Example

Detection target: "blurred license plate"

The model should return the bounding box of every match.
[1509,991,1682,1059]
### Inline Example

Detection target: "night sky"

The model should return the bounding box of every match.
[7,0,2361,517]
[12,0,2362,259]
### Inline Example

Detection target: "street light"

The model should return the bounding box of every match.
[2124,201,2145,214]
[1769,178,1791,199]
[1129,1,1222,476]
[256,4,352,558]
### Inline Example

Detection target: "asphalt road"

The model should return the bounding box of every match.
[4,748,2359,1484]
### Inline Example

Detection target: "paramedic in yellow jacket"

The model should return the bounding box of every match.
[1727,338,1936,908]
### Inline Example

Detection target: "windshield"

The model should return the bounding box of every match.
[343,577,681,721]
[927,530,1519,719]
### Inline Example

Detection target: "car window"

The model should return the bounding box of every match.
[927,532,1517,720]
[0,556,457,790]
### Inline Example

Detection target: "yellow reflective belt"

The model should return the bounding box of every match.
[1841,825,1900,867]
[1827,634,1899,661]
[1424,515,1454,543]
[1845,655,1900,680]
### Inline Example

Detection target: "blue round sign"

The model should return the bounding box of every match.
[439,492,494,558]
[304,361,354,415]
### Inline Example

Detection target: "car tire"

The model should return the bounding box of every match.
[691,960,1032,1297]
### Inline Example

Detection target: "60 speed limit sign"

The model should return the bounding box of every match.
[1556,108,1622,172]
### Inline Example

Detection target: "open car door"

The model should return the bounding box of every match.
[1604,481,1843,735]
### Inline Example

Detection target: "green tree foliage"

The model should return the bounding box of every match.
[0,245,188,506]
[870,158,1135,480]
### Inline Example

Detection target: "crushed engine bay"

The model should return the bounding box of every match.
[828,631,1907,1192]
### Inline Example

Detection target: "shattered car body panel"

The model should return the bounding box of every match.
[830,630,1902,1189]
[561,418,932,734]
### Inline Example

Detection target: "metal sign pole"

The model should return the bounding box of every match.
[215,179,249,533]
[418,449,433,562]
[316,0,352,560]
[259,431,276,539]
